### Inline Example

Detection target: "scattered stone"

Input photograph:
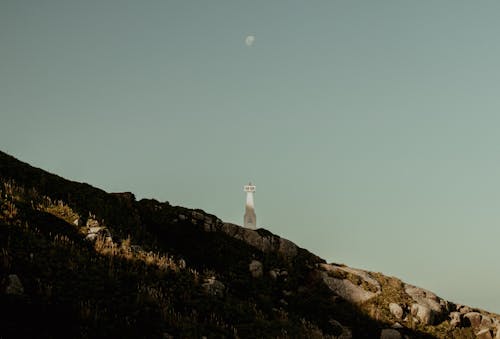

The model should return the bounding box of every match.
[5,274,24,295]
[411,303,433,325]
[392,322,404,329]
[249,260,263,278]
[389,303,404,319]
[464,312,482,328]
[476,328,493,339]
[269,269,279,280]
[380,328,402,339]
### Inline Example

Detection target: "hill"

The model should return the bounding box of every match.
[0,150,497,338]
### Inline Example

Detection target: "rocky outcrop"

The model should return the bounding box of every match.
[219,223,299,260]
[405,284,448,325]
[322,274,378,304]
[319,263,380,304]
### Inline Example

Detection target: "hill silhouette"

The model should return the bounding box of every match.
[0,150,495,338]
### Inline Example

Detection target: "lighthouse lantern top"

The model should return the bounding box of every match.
[244,182,256,192]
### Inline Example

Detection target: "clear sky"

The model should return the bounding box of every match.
[2,1,500,312]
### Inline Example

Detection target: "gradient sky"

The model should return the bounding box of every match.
[2,1,500,312]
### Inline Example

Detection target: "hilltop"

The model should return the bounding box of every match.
[0,150,498,338]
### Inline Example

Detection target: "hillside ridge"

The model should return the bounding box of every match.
[0,150,497,338]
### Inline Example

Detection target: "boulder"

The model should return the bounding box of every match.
[411,303,434,325]
[449,311,461,328]
[495,326,500,339]
[405,284,449,324]
[477,329,493,339]
[389,303,404,320]
[464,312,482,328]
[249,260,263,278]
[322,274,378,304]
[5,274,24,295]
[380,329,402,339]
[459,305,473,314]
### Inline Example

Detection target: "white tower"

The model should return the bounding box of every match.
[244,182,256,229]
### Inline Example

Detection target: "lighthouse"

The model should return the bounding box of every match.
[244,182,256,229]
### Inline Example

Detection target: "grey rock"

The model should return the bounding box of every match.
[411,303,434,325]
[389,303,404,320]
[249,260,263,278]
[322,274,378,304]
[380,329,402,339]
[6,274,24,295]
[392,322,404,329]
[449,311,461,328]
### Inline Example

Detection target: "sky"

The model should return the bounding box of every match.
[2,0,500,312]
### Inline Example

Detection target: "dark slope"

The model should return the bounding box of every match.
[0,150,454,338]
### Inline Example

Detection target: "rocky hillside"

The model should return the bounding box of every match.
[0,150,498,339]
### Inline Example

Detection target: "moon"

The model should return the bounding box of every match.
[245,35,255,47]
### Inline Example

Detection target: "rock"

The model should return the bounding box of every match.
[459,305,473,314]
[477,328,493,339]
[322,274,378,304]
[269,269,279,280]
[220,223,301,260]
[249,260,263,278]
[202,277,225,297]
[321,263,381,291]
[450,311,461,328]
[411,303,434,325]
[86,218,99,228]
[5,274,24,295]
[389,303,404,319]
[380,329,402,339]
[405,284,449,324]
[392,322,404,329]
[88,226,103,234]
[464,312,482,328]
[482,315,493,328]
[495,326,500,339]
